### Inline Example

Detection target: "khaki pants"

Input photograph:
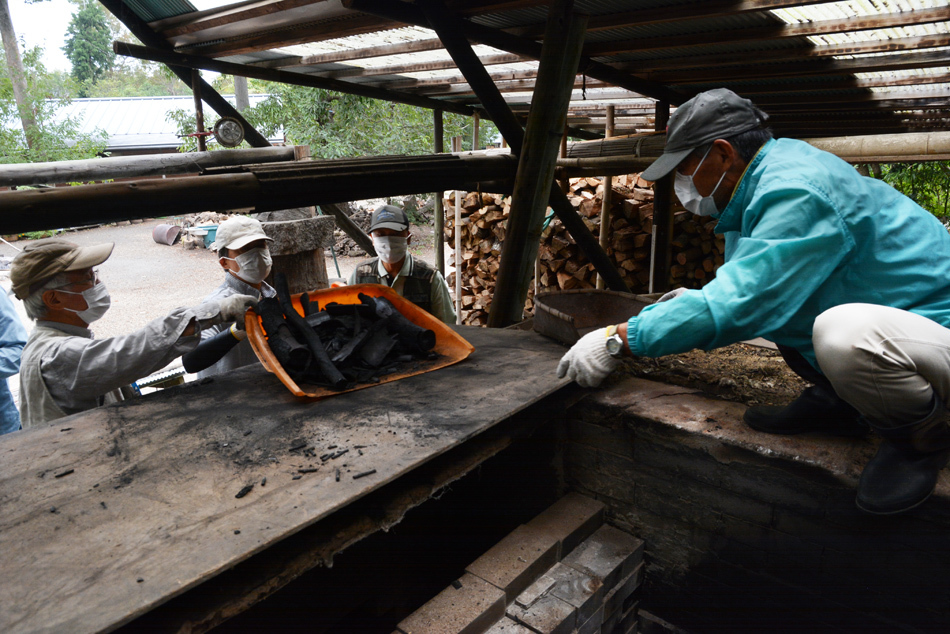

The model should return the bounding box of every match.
[814,303,950,427]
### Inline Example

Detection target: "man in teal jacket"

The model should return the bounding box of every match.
[557,88,950,515]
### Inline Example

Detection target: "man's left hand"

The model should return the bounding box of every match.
[556,327,621,388]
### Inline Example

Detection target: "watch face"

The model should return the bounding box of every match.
[606,334,623,357]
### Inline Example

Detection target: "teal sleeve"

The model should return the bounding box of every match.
[628,181,853,358]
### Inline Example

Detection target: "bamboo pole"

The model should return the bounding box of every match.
[0,147,296,187]
[650,101,673,294]
[596,105,615,290]
[0,154,518,235]
[434,109,445,276]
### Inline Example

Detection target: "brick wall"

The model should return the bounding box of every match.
[562,377,950,633]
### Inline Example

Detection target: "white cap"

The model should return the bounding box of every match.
[211,216,273,251]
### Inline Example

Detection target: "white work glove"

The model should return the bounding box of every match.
[657,287,687,303]
[556,327,620,388]
[216,294,259,324]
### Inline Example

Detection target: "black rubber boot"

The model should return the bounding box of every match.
[856,407,950,515]
[743,384,869,437]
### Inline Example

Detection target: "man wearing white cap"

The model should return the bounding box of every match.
[557,88,950,515]
[11,238,257,428]
[348,204,456,324]
[183,215,276,378]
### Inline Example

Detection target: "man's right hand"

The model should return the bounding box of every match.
[217,294,259,323]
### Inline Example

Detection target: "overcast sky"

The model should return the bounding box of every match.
[7,0,74,71]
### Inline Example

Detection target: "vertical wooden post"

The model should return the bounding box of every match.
[650,100,673,293]
[434,109,445,276]
[452,136,463,323]
[472,112,480,151]
[596,104,615,290]
[418,0,628,313]
[192,69,207,152]
[489,2,589,326]
[559,128,569,194]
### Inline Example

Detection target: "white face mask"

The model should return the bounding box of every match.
[373,235,408,264]
[58,283,111,323]
[674,145,728,217]
[224,247,272,284]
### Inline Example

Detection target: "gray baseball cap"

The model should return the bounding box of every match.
[640,88,769,182]
[369,204,410,233]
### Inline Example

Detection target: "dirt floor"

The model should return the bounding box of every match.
[619,343,808,408]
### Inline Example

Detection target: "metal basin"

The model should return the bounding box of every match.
[534,289,652,345]
[151,224,181,246]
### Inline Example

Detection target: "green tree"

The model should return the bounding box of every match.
[879,162,950,219]
[62,0,115,95]
[0,46,107,163]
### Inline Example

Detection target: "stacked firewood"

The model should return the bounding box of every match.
[444,175,726,326]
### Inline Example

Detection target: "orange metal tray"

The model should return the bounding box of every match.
[245,283,474,399]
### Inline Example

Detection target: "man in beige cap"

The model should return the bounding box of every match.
[183,215,276,378]
[11,238,258,428]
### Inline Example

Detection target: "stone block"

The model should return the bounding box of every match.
[506,592,576,634]
[526,492,605,559]
[397,572,506,634]
[562,525,644,594]
[484,617,535,634]
[466,524,560,601]
[546,563,603,625]
[603,564,643,619]
[262,215,336,254]
[575,604,603,634]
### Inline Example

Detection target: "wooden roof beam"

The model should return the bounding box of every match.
[701,73,950,97]
[344,0,685,104]
[247,37,448,68]
[620,34,950,74]
[586,6,950,57]
[316,53,528,78]
[512,0,832,38]
[654,49,950,84]
[113,41,477,117]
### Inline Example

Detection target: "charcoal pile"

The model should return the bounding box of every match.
[258,273,438,389]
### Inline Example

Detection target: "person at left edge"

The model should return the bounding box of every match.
[11,238,258,428]
[0,288,27,434]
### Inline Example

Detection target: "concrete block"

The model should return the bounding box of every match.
[466,524,560,601]
[262,215,336,254]
[575,604,604,634]
[506,592,576,634]
[526,492,605,559]
[603,564,643,619]
[561,525,644,594]
[484,617,535,634]
[397,572,506,634]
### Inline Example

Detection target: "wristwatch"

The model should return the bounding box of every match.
[605,325,625,359]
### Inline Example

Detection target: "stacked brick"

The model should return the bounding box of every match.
[444,178,725,326]
[396,493,644,634]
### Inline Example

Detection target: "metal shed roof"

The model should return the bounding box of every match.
[58,95,282,153]
[102,0,950,139]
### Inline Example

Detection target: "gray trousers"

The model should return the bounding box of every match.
[814,303,950,428]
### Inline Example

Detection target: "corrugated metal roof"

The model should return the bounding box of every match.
[56,95,280,152]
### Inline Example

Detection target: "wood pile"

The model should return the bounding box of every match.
[444,175,725,326]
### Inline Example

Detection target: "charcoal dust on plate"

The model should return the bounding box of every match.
[258,273,439,389]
